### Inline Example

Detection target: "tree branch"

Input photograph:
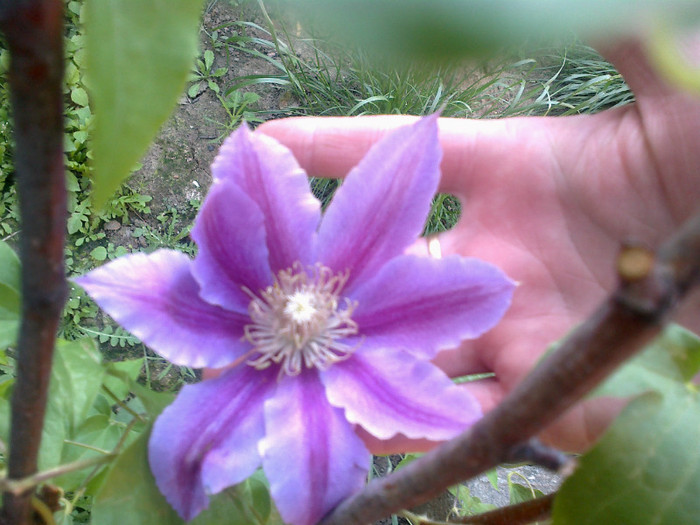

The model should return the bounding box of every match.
[321,212,700,525]
[0,1,66,523]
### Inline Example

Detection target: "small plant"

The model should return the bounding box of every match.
[188,48,228,98]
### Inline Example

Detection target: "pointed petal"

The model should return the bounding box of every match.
[260,372,370,525]
[212,125,321,271]
[322,346,481,441]
[74,250,250,368]
[351,255,515,358]
[190,179,272,311]
[149,366,275,521]
[317,114,441,292]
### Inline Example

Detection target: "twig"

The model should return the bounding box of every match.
[320,213,700,524]
[101,384,147,423]
[0,454,116,496]
[0,1,66,523]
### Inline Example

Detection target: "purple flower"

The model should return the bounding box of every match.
[75,115,514,524]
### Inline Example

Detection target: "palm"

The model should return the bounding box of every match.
[259,41,700,450]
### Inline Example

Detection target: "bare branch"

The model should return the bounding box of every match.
[0,1,66,523]
[321,211,700,524]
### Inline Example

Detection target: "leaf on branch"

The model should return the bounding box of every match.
[84,0,205,207]
[553,325,700,524]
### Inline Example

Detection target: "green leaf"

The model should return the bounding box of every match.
[84,0,205,207]
[291,0,700,61]
[52,338,105,434]
[450,485,496,516]
[553,389,700,524]
[130,382,175,419]
[0,319,19,351]
[554,324,700,524]
[594,324,700,398]
[508,482,544,505]
[188,82,202,98]
[103,358,144,400]
[92,428,182,525]
[0,241,20,313]
[203,49,215,71]
[54,414,125,493]
[90,246,107,261]
[71,86,90,107]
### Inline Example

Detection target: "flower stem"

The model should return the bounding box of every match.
[0,1,66,523]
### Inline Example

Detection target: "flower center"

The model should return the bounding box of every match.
[243,263,359,377]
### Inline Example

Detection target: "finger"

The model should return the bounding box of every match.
[257,115,547,196]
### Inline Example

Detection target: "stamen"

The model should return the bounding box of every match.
[243,263,359,377]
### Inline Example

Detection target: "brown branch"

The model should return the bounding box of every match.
[454,492,555,525]
[321,214,700,525]
[0,1,66,524]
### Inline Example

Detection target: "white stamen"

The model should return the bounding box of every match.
[284,291,317,323]
[243,263,359,377]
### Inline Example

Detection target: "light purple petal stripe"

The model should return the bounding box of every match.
[149,366,275,521]
[350,254,515,358]
[317,114,441,293]
[322,345,482,441]
[260,372,370,525]
[74,250,250,369]
[212,124,321,271]
[191,179,272,311]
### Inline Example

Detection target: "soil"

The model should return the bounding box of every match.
[116,0,561,521]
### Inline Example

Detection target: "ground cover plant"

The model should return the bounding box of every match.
[0,1,699,524]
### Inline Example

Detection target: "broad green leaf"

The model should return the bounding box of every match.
[90,246,107,261]
[553,389,700,524]
[39,338,104,470]
[71,86,90,107]
[292,0,700,61]
[92,428,182,525]
[54,414,125,493]
[52,338,105,433]
[84,0,205,207]
[594,324,700,398]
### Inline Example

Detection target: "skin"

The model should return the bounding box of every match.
[256,38,700,453]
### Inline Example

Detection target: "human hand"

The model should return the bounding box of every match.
[258,38,700,453]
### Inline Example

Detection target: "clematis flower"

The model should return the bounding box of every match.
[75,115,515,525]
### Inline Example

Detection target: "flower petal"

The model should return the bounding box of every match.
[74,250,249,368]
[149,366,276,521]
[322,345,481,441]
[190,179,272,311]
[317,114,441,292]
[212,124,321,271]
[350,254,515,358]
[260,372,370,525]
